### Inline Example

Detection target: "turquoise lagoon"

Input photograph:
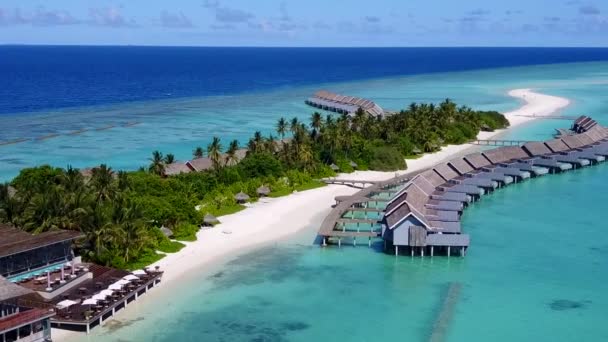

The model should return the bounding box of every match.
[22,61,608,341]
[2,61,608,181]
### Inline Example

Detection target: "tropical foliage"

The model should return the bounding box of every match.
[0,99,507,269]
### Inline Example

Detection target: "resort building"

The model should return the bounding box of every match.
[0,277,54,342]
[305,90,385,117]
[0,225,163,336]
[318,116,608,257]
[0,224,81,281]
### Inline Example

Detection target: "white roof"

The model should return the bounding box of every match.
[81,298,98,306]
[123,275,139,281]
[56,299,77,309]
[131,270,146,276]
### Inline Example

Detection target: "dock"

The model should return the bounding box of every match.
[471,139,531,146]
[317,115,608,257]
[305,90,385,118]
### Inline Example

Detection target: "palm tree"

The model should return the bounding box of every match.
[207,137,223,170]
[148,151,165,176]
[193,146,204,159]
[164,153,175,164]
[290,117,300,134]
[311,112,323,131]
[310,112,323,140]
[117,171,130,192]
[276,117,287,140]
[225,140,239,166]
[253,131,264,152]
[91,164,115,202]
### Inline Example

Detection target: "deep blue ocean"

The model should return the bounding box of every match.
[3,46,608,114]
[3,47,608,341]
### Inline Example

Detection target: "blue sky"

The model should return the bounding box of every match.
[0,0,606,46]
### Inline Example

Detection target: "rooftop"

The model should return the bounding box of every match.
[0,225,82,259]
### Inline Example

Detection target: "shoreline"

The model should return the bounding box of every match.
[53,88,570,340]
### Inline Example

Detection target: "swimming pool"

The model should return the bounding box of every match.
[7,262,67,283]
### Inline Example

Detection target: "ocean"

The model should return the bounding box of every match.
[2,47,608,341]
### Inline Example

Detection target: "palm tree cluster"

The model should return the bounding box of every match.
[0,165,155,268]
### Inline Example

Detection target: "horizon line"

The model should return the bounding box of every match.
[2,43,608,49]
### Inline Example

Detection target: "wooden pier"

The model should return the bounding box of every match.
[471,139,532,146]
[323,178,378,189]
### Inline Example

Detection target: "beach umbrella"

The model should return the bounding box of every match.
[123,275,139,281]
[349,161,358,169]
[99,289,114,297]
[108,283,123,291]
[81,298,98,306]
[203,214,220,226]
[234,192,250,203]
[330,163,339,171]
[92,294,107,301]
[256,185,271,197]
[56,300,77,309]
[132,269,146,276]
[412,147,422,154]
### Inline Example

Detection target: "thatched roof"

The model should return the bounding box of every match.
[160,226,173,238]
[349,161,358,168]
[330,163,339,171]
[0,276,34,301]
[186,158,213,172]
[257,186,271,196]
[204,214,220,225]
[7,185,16,199]
[164,162,192,176]
[234,192,250,201]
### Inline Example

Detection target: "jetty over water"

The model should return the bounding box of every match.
[318,116,608,257]
[305,90,385,118]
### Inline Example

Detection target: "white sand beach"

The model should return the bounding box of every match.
[52,88,570,340]
[148,88,570,283]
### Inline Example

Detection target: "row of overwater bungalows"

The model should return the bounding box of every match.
[381,118,608,257]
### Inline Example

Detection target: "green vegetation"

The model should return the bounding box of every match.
[157,240,186,253]
[0,99,508,270]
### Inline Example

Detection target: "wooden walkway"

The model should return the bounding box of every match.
[472,139,532,146]
[322,178,378,189]
[318,173,413,242]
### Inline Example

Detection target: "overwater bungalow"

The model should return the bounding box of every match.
[317,116,608,258]
[305,90,385,118]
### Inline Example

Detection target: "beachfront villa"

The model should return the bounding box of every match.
[0,225,164,338]
[305,90,386,118]
[318,116,608,256]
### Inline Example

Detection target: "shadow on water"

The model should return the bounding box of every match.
[428,282,463,342]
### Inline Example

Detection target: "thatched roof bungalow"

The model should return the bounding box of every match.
[257,186,271,197]
[234,192,250,203]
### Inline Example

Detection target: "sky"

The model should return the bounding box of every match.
[0,0,606,47]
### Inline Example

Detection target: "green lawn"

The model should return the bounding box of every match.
[125,252,165,271]
[157,240,186,253]
[269,180,326,198]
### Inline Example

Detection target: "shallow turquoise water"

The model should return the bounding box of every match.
[79,164,608,342]
[55,61,608,341]
[2,61,608,181]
